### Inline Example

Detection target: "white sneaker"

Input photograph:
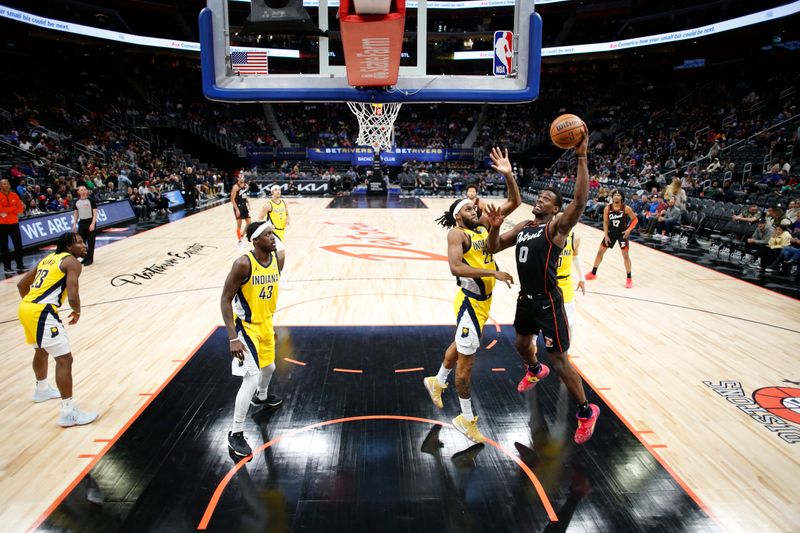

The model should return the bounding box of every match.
[58,409,99,428]
[33,384,61,403]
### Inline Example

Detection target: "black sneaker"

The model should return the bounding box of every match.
[227,431,252,457]
[250,394,283,408]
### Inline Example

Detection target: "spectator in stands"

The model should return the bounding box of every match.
[630,193,646,231]
[766,207,791,228]
[664,178,687,210]
[721,181,736,203]
[705,158,722,173]
[644,194,667,235]
[744,218,773,260]
[657,198,681,240]
[704,181,724,200]
[0,179,26,274]
[587,187,609,219]
[761,224,792,272]
[776,223,800,273]
[733,204,762,223]
[118,169,132,194]
[785,199,799,223]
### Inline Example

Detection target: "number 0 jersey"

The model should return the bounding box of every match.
[233,251,280,324]
[516,222,563,295]
[21,252,71,307]
[457,225,496,297]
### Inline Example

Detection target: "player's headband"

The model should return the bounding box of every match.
[250,222,274,241]
[452,199,473,218]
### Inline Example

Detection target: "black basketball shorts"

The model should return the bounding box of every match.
[513,289,571,353]
[606,232,628,249]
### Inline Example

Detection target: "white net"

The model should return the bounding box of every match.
[347,102,402,153]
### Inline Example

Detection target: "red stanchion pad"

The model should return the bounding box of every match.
[339,0,405,87]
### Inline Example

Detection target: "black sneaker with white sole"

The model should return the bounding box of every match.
[250,393,283,408]
[227,431,252,457]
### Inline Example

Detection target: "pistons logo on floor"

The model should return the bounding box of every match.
[753,387,800,425]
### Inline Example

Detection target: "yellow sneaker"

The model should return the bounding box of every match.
[452,414,485,443]
[423,376,446,409]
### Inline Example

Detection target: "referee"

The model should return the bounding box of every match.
[71,185,97,266]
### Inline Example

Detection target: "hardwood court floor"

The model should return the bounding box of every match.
[0,197,798,532]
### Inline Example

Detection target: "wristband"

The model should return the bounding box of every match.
[229,338,240,343]
[73,312,80,316]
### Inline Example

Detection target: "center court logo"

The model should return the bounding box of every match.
[321,222,447,262]
[704,380,800,444]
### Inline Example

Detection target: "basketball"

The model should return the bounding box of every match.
[549,114,586,149]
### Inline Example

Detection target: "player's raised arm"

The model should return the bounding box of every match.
[553,128,589,238]
[487,147,521,218]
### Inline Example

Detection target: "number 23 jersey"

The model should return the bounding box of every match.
[233,251,280,324]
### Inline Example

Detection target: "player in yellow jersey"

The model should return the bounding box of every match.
[423,147,520,443]
[556,230,585,338]
[17,232,99,427]
[221,221,284,457]
[258,185,290,245]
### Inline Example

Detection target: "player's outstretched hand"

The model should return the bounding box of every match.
[489,147,512,176]
[494,270,514,288]
[577,280,585,295]
[484,203,505,228]
[67,310,80,325]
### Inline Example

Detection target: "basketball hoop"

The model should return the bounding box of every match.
[347,102,402,153]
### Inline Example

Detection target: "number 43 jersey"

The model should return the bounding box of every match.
[233,251,280,324]
[458,225,496,297]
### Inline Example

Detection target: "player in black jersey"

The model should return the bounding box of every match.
[231,175,251,244]
[488,128,600,444]
[584,189,638,288]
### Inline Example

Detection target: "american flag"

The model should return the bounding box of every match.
[231,51,268,75]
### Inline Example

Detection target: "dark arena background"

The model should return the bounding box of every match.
[0,1,798,532]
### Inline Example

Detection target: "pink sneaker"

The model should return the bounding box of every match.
[516,363,550,392]
[574,404,600,444]
[625,278,633,289]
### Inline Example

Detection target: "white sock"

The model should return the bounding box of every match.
[459,397,474,421]
[256,363,276,400]
[232,373,258,433]
[36,380,50,392]
[436,364,452,386]
[61,397,75,414]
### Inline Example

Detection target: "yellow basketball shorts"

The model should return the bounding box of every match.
[18,303,71,356]
[235,317,276,375]
[453,290,492,356]
[558,279,575,304]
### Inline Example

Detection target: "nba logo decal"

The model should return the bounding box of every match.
[493,31,514,77]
